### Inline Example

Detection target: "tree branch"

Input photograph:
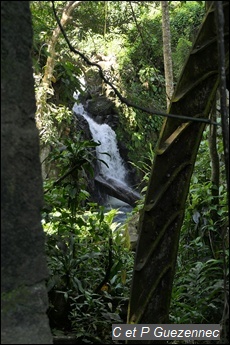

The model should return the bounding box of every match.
[51,0,218,126]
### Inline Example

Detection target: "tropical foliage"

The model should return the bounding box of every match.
[31,1,205,164]
[170,127,228,329]
[30,1,228,343]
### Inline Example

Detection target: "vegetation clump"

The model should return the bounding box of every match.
[30,1,228,343]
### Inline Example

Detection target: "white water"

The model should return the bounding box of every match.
[73,94,127,184]
[72,92,140,219]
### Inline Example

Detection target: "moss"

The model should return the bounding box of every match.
[1,285,31,315]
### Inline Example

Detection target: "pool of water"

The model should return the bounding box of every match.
[105,196,133,225]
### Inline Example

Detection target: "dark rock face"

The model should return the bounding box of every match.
[82,58,120,130]
[1,2,53,343]
[73,111,92,140]
[86,96,116,117]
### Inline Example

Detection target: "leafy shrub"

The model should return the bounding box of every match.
[43,200,134,342]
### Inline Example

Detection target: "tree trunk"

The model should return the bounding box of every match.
[95,175,140,207]
[127,2,229,341]
[208,93,223,258]
[1,1,53,343]
[43,1,82,86]
[161,1,174,109]
[36,1,82,179]
[209,95,220,208]
[36,1,82,130]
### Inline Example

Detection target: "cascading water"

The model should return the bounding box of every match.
[73,97,127,184]
[73,92,140,221]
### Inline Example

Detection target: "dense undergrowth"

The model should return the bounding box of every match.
[42,125,229,343]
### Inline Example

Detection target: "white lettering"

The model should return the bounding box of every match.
[170,330,177,337]
[141,327,150,337]
[154,327,163,337]
[178,330,184,337]
[113,327,121,338]
[184,330,191,337]
[198,330,206,337]
[133,327,137,337]
[126,330,132,337]
[213,330,220,337]
[191,330,198,337]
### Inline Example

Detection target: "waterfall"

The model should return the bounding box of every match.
[72,92,140,211]
[73,95,127,184]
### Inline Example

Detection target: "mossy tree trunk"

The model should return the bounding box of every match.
[127,2,229,341]
[1,2,53,343]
